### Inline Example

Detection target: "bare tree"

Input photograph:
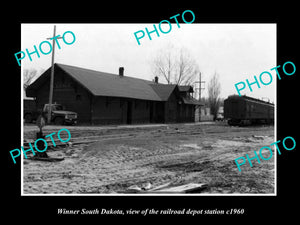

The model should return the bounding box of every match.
[175,48,199,85]
[151,45,199,85]
[23,69,37,90]
[207,72,221,120]
[152,46,174,84]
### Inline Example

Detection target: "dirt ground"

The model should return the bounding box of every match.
[22,122,275,194]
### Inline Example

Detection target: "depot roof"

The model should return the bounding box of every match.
[26,63,201,104]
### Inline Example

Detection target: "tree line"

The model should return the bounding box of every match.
[151,44,222,120]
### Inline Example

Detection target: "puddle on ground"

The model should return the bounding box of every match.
[181,143,202,150]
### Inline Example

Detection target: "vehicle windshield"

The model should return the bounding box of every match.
[45,104,63,111]
[53,105,63,111]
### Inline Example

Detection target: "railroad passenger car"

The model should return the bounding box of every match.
[224,95,274,126]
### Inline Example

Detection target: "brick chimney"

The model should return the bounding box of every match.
[119,67,124,77]
[154,76,158,83]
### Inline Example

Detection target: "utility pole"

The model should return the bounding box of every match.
[46,25,62,124]
[195,72,205,121]
[198,72,205,100]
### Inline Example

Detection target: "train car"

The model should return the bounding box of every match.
[224,95,274,126]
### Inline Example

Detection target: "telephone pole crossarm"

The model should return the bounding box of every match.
[194,72,205,100]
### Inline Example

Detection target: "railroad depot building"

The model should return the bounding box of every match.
[26,63,202,125]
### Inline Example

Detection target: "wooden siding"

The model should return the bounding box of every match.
[132,99,151,124]
[91,97,155,125]
[35,68,92,123]
[91,97,124,124]
[164,92,178,123]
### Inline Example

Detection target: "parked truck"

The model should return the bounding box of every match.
[24,100,78,125]
[43,103,78,125]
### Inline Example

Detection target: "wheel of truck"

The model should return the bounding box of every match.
[24,114,32,123]
[54,117,64,125]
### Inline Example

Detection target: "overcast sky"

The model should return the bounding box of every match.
[21,23,276,102]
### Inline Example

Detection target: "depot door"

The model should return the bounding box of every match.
[126,101,132,124]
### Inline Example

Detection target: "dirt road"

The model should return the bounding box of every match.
[23,122,275,194]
